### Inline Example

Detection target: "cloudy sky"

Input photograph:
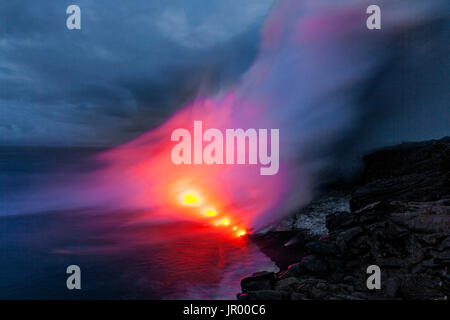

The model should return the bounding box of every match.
[0,0,448,148]
[0,0,274,146]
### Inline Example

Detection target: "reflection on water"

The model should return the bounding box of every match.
[0,147,278,299]
[0,209,278,299]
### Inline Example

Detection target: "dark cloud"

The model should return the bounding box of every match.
[0,0,272,146]
[0,0,448,150]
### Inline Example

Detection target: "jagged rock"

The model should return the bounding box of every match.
[309,286,327,299]
[351,137,450,211]
[278,262,303,279]
[274,277,301,293]
[295,278,324,296]
[326,211,356,231]
[335,226,363,253]
[433,250,450,263]
[249,231,308,270]
[412,259,439,273]
[379,257,406,268]
[290,292,308,300]
[342,276,355,286]
[384,277,402,298]
[389,201,450,233]
[439,236,450,251]
[241,137,450,300]
[241,271,275,293]
[305,240,337,255]
[399,275,444,299]
[299,255,328,274]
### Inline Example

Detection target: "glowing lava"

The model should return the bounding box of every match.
[180,192,202,206]
[203,208,217,217]
[237,230,246,237]
[177,191,248,237]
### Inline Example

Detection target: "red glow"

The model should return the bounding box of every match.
[90,94,287,239]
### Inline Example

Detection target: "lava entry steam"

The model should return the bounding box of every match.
[92,93,287,237]
[4,0,446,237]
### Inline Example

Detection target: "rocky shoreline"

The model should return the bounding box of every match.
[238,137,450,300]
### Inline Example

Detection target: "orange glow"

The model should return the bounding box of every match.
[180,192,201,206]
[94,94,287,241]
[237,230,246,237]
[203,208,217,217]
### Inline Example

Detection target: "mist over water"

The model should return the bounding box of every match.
[4,0,447,228]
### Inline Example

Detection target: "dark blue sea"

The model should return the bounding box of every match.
[0,147,278,299]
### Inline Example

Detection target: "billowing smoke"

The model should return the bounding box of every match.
[4,0,448,233]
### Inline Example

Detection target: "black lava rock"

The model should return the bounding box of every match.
[240,137,450,300]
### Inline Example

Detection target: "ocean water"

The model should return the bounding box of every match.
[0,147,278,299]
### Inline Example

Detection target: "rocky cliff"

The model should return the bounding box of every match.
[238,137,450,300]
